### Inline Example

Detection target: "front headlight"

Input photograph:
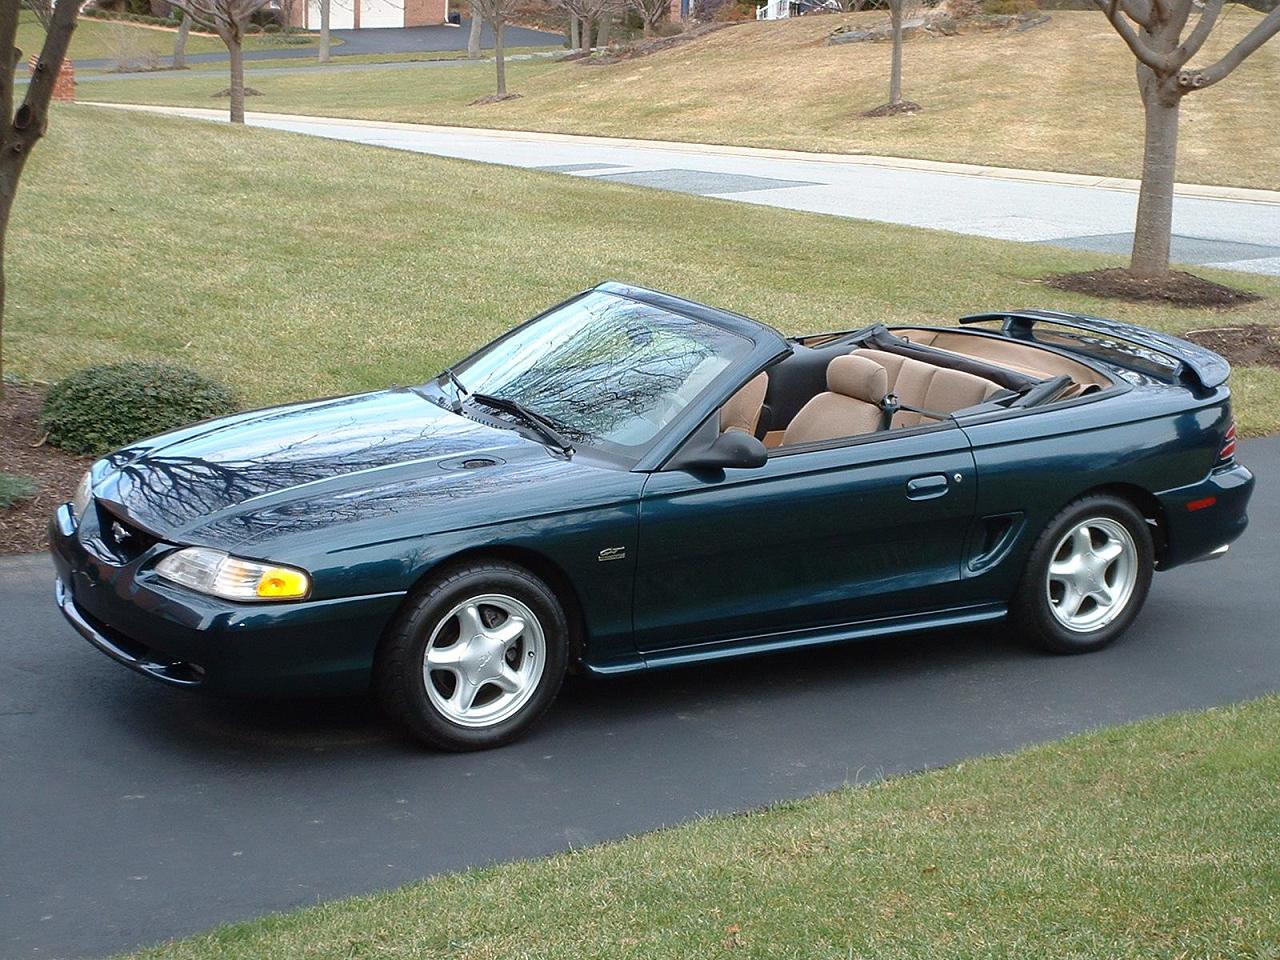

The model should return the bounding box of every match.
[71,471,93,520]
[155,547,312,602]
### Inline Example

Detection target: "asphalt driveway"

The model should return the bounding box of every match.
[2,438,1277,958]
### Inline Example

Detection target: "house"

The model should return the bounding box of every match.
[283,0,450,29]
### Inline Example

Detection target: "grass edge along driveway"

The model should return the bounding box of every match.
[124,695,1280,959]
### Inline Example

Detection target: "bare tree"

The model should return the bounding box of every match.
[561,0,613,50]
[173,12,193,68]
[887,0,913,106]
[0,0,78,391]
[471,0,516,96]
[1094,0,1280,278]
[23,0,54,29]
[467,2,482,58]
[627,0,667,37]
[318,0,331,63]
[168,0,271,123]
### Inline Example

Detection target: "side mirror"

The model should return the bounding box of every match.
[670,430,768,471]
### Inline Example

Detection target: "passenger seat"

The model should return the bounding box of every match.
[851,348,1001,428]
[782,355,888,446]
[720,372,769,436]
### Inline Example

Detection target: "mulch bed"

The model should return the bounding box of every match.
[862,100,923,117]
[469,92,525,105]
[1,384,89,556]
[578,22,736,66]
[1184,324,1280,372]
[1045,268,1263,308]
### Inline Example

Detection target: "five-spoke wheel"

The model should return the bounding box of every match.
[423,594,546,728]
[374,562,568,751]
[1014,495,1153,654]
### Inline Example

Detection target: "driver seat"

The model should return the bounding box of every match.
[782,355,887,446]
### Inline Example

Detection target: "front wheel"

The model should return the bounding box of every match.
[374,562,569,750]
[1012,495,1154,654]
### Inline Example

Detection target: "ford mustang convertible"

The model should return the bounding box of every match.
[52,283,1254,750]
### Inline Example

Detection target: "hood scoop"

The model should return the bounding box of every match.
[439,455,505,471]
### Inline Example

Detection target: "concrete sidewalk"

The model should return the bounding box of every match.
[85,102,1280,276]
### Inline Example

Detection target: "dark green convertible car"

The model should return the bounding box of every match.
[52,283,1254,750]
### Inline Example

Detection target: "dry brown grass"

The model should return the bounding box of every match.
[82,9,1280,188]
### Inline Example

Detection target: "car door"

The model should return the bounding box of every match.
[632,423,979,656]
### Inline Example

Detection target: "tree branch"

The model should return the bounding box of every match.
[1172,0,1221,67]
[0,0,20,132]
[1179,4,1280,91]
[20,0,80,135]
[1094,0,1174,72]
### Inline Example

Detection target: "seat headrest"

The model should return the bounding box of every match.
[827,354,887,404]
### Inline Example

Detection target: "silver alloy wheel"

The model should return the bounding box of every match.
[423,593,546,728]
[1045,516,1139,633]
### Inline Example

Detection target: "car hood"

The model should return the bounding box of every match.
[93,388,576,550]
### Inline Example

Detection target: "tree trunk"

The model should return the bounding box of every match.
[581,17,592,52]
[319,0,331,63]
[494,19,506,96]
[173,13,191,68]
[227,33,246,123]
[888,1,903,105]
[597,14,610,48]
[643,16,654,36]
[1130,88,1181,278]
[569,13,579,50]
[468,8,482,57]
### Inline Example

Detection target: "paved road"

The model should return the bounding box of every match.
[87,104,1280,277]
[71,21,563,70]
[2,438,1277,958]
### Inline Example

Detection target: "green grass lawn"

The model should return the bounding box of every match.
[16,12,328,63]
[76,10,1280,189]
[122,696,1280,958]
[11,105,1280,434]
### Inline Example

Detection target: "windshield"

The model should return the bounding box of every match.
[453,291,753,455]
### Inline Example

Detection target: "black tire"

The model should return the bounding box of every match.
[374,561,569,751]
[1011,494,1154,654]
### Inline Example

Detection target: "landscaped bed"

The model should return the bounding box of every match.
[125,695,1280,957]
[0,384,88,556]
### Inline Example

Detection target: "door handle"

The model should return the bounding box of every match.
[906,474,949,500]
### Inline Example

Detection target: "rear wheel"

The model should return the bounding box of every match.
[1012,495,1154,654]
[374,561,568,750]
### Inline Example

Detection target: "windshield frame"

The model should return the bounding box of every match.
[431,283,790,471]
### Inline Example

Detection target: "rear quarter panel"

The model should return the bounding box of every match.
[957,381,1230,600]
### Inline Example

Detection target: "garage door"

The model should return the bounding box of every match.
[358,0,403,27]
[306,0,354,29]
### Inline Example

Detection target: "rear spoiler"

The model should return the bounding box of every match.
[959,310,1231,390]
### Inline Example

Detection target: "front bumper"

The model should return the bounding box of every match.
[50,504,405,696]
[1156,461,1255,569]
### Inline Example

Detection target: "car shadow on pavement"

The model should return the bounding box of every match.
[92,623,1031,758]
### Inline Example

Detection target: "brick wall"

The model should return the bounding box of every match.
[404,0,448,25]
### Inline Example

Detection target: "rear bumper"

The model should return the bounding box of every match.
[1156,461,1254,569]
[50,504,404,696]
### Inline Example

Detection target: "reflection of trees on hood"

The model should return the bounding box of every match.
[495,300,719,442]
[110,410,498,532]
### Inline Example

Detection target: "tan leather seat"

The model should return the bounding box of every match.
[782,355,887,446]
[851,348,1001,428]
[720,372,769,435]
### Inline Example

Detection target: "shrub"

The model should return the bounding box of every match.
[263,22,282,32]
[41,363,239,456]
[0,474,38,510]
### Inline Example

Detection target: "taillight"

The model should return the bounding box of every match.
[1218,422,1237,463]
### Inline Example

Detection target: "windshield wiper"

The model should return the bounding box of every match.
[467,392,575,457]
